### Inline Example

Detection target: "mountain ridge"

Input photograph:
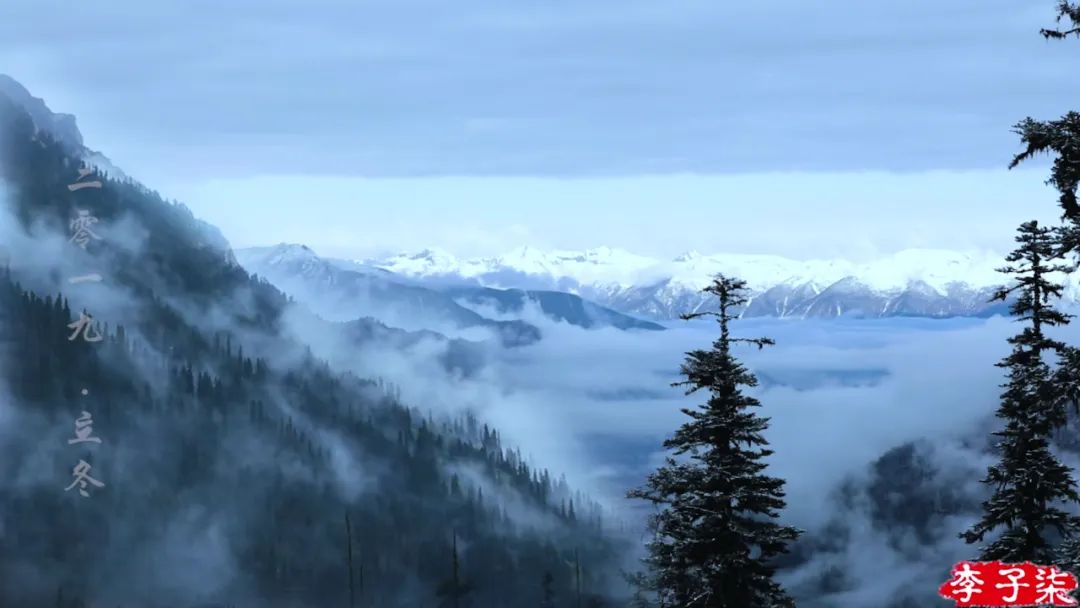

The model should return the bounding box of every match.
[236,244,543,347]
[0,74,129,181]
[361,246,1064,320]
[237,243,665,333]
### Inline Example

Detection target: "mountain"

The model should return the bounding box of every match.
[363,246,1061,320]
[370,245,658,290]
[340,316,488,376]
[274,300,493,379]
[0,74,129,182]
[441,285,665,331]
[236,244,541,347]
[0,77,625,607]
[237,244,664,334]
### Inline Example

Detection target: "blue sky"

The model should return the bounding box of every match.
[2,0,1076,258]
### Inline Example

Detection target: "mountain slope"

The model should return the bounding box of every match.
[0,78,624,607]
[236,244,541,347]
[0,74,129,181]
[364,247,1067,320]
[442,285,665,331]
[238,243,663,334]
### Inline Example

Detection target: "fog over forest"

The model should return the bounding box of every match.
[3,2,1080,607]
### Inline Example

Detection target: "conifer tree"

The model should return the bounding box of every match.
[540,571,555,608]
[1011,3,1080,252]
[346,511,356,608]
[961,220,1080,562]
[436,531,473,608]
[999,1,1080,571]
[628,275,800,608]
[574,548,582,608]
[628,580,653,608]
[1041,1,1080,39]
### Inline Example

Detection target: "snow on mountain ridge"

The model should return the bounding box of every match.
[364,246,659,288]
[367,246,1012,293]
[235,244,338,283]
[372,247,462,276]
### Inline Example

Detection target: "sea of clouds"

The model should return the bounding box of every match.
[307,292,1080,606]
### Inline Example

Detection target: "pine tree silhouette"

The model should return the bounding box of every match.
[628,275,800,607]
[436,531,473,608]
[1040,1,1080,39]
[961,220,1080,562]
[1010,3,1080,252]
[540,571,555,608]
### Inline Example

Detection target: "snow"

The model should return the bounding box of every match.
[234,244,340,280]
[237,243,321,267]
[236,243,1080,320]
[363,245,658,287]
[352,245,1080,319]
[365,246,1020,294]
[371,247,462,276]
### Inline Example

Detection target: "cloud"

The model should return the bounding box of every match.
[0,178,397,604]
[2,0,1077,179]
[312,303,1080,606]
[6,154,1079,605]
[290,285,1020,515]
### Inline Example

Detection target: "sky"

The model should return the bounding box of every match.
[2,0,1078,259]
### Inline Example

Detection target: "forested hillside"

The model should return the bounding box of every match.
[0,92,624,607]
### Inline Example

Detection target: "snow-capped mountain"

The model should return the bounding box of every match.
[372,246,660,288]
[236,244,663,336]
[362,247,1080,320]
[236,244,541,345]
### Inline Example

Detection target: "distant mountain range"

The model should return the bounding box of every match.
[235,245,665,338]
[356,246,1076,319]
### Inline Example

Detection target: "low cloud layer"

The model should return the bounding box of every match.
[3,0,1077,180]
[310,301,1080,605]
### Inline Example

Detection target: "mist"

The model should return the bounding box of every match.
[6,176,1048,605]
[287,285,1080,606]
[2,148,1070,606]
[0,159,635,606]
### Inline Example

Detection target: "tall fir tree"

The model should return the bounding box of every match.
[346,511,356,608]
[436,531,473,608]
[574,548,583,608]
[540,571,555,608]
[628,275,800,608]
[1011,2,1080,253]
[999,1,1080,571]
[961,220,1080,562]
